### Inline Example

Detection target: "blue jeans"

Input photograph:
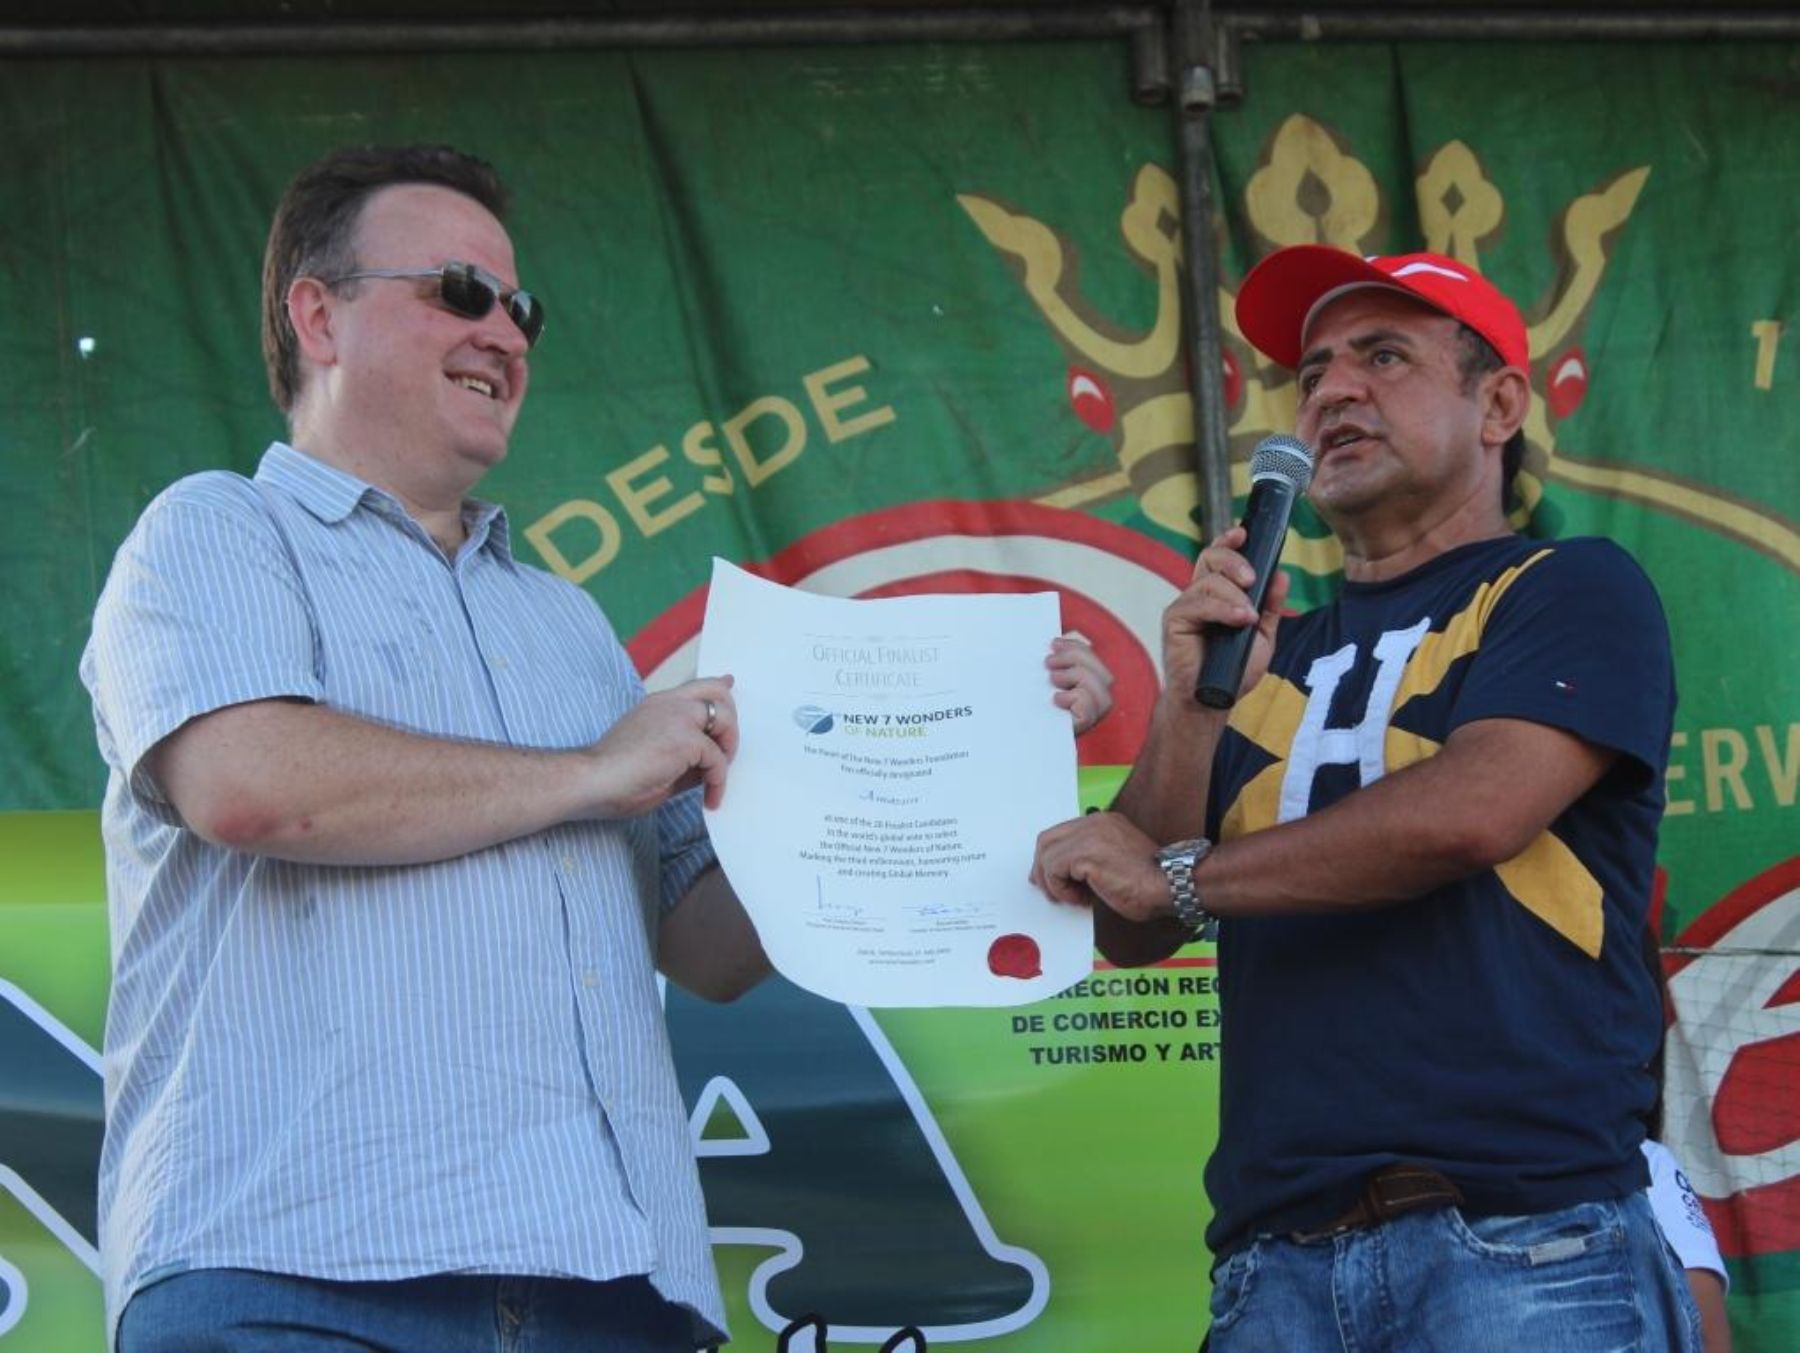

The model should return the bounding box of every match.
[1207,1193,1701,1352]
[117,1268,700,1352]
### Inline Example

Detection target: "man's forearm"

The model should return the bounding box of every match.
[1193,717,1615,918]
[152,699,607,867]
[1194,764,1493,917]
[658,866,773,1002]
[1083,696,1230,967]
[1036,716,1618,968]
[152,676,735,868]
[1111,696,1230,844]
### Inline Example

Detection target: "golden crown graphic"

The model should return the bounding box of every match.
[961,114,1798,576]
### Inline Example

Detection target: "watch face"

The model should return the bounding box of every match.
[1158,838,1201,867]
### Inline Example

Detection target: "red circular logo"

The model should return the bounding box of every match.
[1665,855,1800,1258]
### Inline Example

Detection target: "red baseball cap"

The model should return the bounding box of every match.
[1235,245,1530,373]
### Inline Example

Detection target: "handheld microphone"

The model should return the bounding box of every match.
[1194,434,1315,710]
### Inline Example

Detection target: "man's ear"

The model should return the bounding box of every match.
[286,276,338,369]
[1481,367,1531,449]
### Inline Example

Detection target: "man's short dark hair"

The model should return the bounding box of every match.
[1454,323,1527,512]
[260,144,510,414]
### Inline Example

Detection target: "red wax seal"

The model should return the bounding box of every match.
[988,933,1042,980]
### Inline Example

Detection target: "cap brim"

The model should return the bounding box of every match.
[1235,245,1404,370]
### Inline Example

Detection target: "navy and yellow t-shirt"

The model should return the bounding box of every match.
[1202,534,1676,1257]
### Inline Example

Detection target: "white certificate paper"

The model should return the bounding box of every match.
[697,559,1092,1007]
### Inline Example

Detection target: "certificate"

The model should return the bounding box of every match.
[697,560,1092,1007]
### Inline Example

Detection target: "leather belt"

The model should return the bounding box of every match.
[1288,1165,1464,1242]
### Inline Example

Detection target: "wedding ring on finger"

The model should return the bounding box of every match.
[702,698,718,736]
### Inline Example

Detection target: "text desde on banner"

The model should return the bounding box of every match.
[526,354,897,583]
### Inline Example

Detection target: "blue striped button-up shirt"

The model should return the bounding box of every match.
[80,442,724,1344]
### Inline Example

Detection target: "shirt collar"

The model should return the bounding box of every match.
[256,441,368,523]
[255,441,516,567]
[464,500,515,565]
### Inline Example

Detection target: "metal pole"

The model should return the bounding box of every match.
[1129,16,1173,106]
[5,6,1796,60]
[1216,8,1800,42]
[0,8,1162,58]
[1172,0,1235,542]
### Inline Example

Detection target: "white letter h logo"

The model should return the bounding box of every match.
[1276,618,1430,824]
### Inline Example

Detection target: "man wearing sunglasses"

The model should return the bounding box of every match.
[81,144,772,1352]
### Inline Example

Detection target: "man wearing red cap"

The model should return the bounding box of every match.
[1032,246,1699,1348]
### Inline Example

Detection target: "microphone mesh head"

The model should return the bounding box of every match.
[1249,433,1315,492]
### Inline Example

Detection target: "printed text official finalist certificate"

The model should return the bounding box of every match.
[697,560,1092,1007]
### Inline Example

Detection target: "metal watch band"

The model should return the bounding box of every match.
[1156,837,1214,933]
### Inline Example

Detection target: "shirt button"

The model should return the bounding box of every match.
[490,655,509,671]
[581,969,600,988]
[561,854,577,871]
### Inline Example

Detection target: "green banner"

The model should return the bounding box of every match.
[1,36,1795,1351]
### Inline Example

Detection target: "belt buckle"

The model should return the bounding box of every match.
[1365,1164,1463,1220]
[1286,1166,1461,1244]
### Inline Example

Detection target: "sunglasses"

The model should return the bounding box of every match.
[322,260,546,347]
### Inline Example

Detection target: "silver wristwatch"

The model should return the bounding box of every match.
[1155,837,1214,934]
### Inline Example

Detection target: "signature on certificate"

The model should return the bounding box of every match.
[860,788,921,806]
[813,877,865,918]
[913,899,979,919]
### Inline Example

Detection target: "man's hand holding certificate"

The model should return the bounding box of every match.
[697,560,1096,1007]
